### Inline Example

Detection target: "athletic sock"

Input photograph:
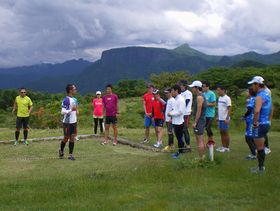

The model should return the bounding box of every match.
[23,130,28,140]
[257,149,265,169]
[15,131,20,140]
[168,134,174,146]
[60,141,66,152]
[69,142,74,154]
[245,136,256,155]
[264,135,269,148]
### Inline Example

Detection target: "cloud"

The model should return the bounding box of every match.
[0,0,279,67]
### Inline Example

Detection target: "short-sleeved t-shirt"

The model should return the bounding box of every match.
[15,96,33,117]
[152,99,165,120]
[180,90,193,115]
[165,97,175,122]
[257,89,272,124]
[103,93,118,117]
[143,92,154,114]
[246,97,255,124]
[203,90,216,118]
[61,96,77,124]
[218,95,231,120]
[92,98,103,116]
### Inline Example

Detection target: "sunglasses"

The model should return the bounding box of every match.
[21,92,26,94]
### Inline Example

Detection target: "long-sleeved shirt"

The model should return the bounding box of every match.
[169,94,185,125]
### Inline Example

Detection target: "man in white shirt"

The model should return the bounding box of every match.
[60,84,78,160]
[216,85,232,153]
[167,84,186,159]
[178,80,193,151]
[163,88,175,152]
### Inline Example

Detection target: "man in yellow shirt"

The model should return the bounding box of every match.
[12,88,33,145]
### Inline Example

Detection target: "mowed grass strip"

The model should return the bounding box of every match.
[0,130,280,210]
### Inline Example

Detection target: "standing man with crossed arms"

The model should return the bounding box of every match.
[12,87,33,146]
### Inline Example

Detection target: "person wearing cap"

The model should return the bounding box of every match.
[202,81,216,144]
[167,84,186,159]
[152,89,166,148]
[142,84,155,143]
[251,76,272,155]
[248,76,273,173]
[189,81,207,159]
[216,85,232,153]
[92,91,104,134]
[163,88,176,152]
[178,80,193,151]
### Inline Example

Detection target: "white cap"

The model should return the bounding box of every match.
[96,91,101,95]
[189,80,202,88]
[248,76,264,84]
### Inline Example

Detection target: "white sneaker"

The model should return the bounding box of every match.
[265,147,271,155]
[153,142,162,148]
[216,146,224,152]
[218,147,230,153]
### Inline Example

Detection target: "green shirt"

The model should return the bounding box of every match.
[15,96,33,117]
[203,90,216,118]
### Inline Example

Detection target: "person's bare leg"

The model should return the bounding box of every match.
[145,127,150,140]
[104,124,110,142]
[113,124,118,140]
[196,135,206,158]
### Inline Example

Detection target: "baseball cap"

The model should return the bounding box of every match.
[164,88,171,93]
[152,89,159,94]
[96,91,101,95]
[188,80,203,88]
[248,76,264,84]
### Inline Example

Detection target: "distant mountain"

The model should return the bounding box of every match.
[0,44,279,93]
[0,59,92,90]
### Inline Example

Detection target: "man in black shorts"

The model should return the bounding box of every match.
[60,84,78,160]
[189,81,207,160]
[12,87,33,145]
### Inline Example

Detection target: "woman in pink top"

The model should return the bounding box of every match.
[92,91,104,134]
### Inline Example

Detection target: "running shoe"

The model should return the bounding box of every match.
[172,152,180,159]
[250,166,265,174]
[75,136,80,141]
[153,142,162,148]
[101,140,109,145]
[218,147,230,153]
[216,146,223,152]
[141,138,150,144]
[68,154,75,161]
[245,154,257,160]
[113,139,118,146]
[59,149,64,159]
[265,147,271,155]
[163,145,171,152]
[14,141,19,146]
[24,140,29,145]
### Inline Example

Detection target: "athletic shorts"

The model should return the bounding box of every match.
[144,114,155,127]
[253,124,270,139]
[154,119,164,127]
[16,117,29,129]
[63,123,77,137]
[105,116,117,125]
[194,120,205,135]
[219,120,229,131]
[205,117,214,128]
[245,121,253,137]
[166,122,173,134]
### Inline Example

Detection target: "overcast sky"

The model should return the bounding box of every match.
[0,0,280,67]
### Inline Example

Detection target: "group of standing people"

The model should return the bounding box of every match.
[11,75,272,172]
[142,76,272,173]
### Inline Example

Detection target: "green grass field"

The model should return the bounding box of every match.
[0,128,279,210]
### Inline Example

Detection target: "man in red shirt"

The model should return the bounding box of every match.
[142,84,155,143]
[152,89,166,148]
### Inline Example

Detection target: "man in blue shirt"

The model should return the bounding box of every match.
[202,81,216,143]
[248,76,273,173]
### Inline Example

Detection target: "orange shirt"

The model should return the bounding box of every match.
[152,99,165,120]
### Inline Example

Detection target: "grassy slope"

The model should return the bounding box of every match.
[0,129,279,210]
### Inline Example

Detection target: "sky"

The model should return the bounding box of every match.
[0,0,280,67]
